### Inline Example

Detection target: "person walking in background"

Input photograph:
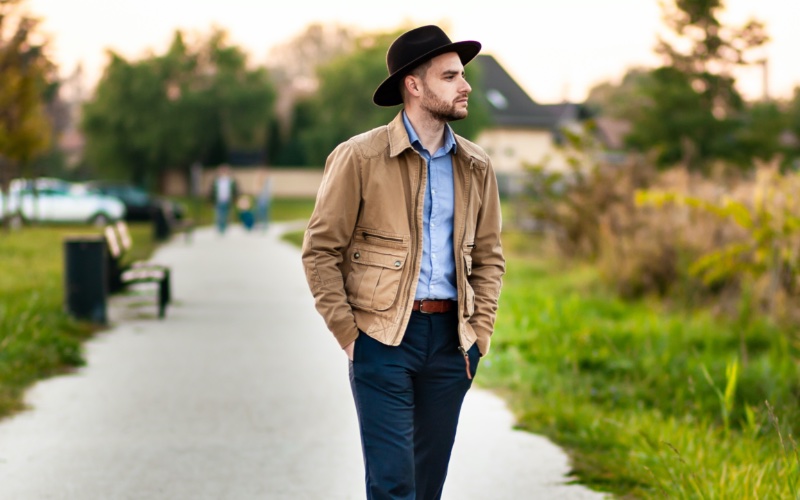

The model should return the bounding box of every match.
[301,25,505,500]
[212,164,237,234]
[256,172,272,232]
[237,194,255,231]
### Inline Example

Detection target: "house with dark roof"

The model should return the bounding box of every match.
[473,54,592,183]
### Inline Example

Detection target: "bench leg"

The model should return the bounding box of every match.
[164,269,172,304]
[158,270,171,318]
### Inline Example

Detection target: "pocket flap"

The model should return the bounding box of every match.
[350,248,407,270]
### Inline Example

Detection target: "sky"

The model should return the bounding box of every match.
[24,0,800,104]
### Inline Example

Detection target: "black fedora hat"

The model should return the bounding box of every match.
[373,25,481,107]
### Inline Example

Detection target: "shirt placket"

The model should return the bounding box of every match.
[430,157,440,294]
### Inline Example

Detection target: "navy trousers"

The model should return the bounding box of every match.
[349,309,480,500]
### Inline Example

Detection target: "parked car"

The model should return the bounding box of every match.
[5,178,126,226]
[84,182,185,222]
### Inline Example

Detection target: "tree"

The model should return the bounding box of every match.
[626,0,769,169]
[787,86,800,164]
[81,29,276,189]
[0,0,56,191]
[266,23,357,165]
[267,23,356,93]
[284,26,490,167]
[625,65,737,167]
[290,29,403,166]
[732,100,789,165]
[585,67,653,120]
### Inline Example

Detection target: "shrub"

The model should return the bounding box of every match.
[638,159,800,323]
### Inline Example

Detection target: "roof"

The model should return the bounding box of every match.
[594,117,632,150]
[474,54,591,129]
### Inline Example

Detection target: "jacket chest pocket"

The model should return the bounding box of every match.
[345,246,407,311]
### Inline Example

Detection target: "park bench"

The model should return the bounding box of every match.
[154,200,194,242]
[104,221,171,318]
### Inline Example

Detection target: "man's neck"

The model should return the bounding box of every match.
[405,107,447,153]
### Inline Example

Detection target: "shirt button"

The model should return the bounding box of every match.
[394,261,401,268]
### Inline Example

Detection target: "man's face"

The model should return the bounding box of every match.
[418,52,472,122]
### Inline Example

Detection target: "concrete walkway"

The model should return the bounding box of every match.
[0,224,606,499]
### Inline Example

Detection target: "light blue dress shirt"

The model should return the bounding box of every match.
[402,112,458,301]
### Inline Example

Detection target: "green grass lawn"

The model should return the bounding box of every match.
[269,198,316,222]
[0,222,154,418]
[482,232,800,498]
[177,197,316,228]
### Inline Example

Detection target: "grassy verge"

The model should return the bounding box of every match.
[270,198,316,222]
[481,232,800,498]
[269,198,314,247]
[176,197,317,228]
[0,222,155,420]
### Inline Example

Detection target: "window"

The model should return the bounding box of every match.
[486,89,508,110]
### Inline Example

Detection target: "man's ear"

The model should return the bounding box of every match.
[404,75,421,97]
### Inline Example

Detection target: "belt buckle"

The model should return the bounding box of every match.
[418,299,434,314]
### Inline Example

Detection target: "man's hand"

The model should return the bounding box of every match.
[344,340,355,361]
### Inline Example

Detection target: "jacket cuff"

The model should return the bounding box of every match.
[335,326,360,350]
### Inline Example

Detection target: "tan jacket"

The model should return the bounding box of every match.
[301,112,505,355]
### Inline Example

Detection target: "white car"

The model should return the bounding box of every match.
[3,178,126,226]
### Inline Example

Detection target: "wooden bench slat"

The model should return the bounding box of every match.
[105,221,171,318]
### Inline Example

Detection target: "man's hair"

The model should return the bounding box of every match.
[399,59,434,102]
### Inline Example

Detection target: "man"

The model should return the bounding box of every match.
[302,25,504,499]
[211,164,237,234]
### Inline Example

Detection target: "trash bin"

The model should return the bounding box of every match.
[64,235,108,324]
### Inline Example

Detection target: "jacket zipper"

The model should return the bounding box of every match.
[392,154,425,346]
[457,159,474,379]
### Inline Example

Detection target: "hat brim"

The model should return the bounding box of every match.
[372,41,482,107]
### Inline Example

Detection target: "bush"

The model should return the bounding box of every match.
[638,159,800,324]
[524,136,800,325]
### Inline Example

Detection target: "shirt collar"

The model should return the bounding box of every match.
[402,111,457,156]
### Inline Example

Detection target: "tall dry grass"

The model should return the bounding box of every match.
[525,140,800,330]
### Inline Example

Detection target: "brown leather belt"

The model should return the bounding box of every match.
[412,299,456,314]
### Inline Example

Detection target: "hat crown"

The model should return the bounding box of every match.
[373,25,480,107]
[387,25,452,74]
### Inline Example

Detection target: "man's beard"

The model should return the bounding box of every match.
[420,86,468,122]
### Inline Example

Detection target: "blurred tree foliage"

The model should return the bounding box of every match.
[788,87,800,162]
[0,0,57,189]
[277,27,490,167]
[287,29,402,166]
[81,28,276,188]
[585,68,653,121]
[266,23,358,166]
[732,100,790,164]
[587,0,778,171]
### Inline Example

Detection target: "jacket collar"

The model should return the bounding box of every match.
[401,111,457,156]
[386,110,487,170]
[388,111,414,158]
